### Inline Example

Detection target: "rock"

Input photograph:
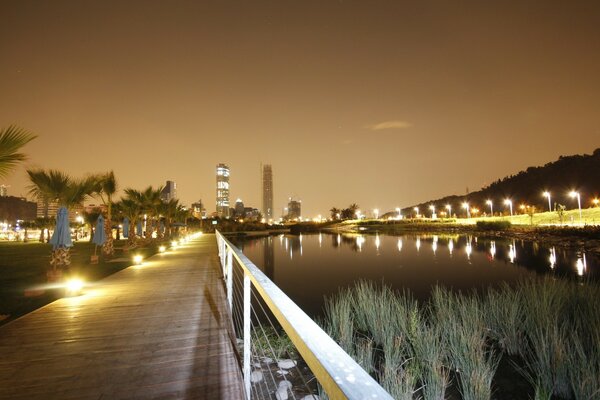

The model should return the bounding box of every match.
[275,387,288,400]
[262,357,274,364]
[277,359,297,369]
[301,396,320,400]
[278,380,292,390]
[250,370,263,383]
[276,369,289,375]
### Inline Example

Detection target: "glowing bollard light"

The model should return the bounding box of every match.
[171,241,178,249]
[159,245,166,253]
[65,278,84,296]
[133,255,143,265]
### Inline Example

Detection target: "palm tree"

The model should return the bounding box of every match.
[0,125,36,178]
[140,186,163,240]
[114,197,142,249]
[91,171,117,256]
[27,169,95,270]
[330,207,341,220]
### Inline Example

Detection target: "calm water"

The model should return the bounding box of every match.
[235,232,598,318]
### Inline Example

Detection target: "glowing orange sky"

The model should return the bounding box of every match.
[1,1,599,217]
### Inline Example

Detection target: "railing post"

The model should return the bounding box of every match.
[227,248,233,311]
[243,272,251,400]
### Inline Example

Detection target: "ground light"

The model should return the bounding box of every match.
[159,245,166,253]
[65,278,84,296]
[133,255,143,265]
[171,241,178,249]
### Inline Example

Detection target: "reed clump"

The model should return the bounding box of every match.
[322,278,600,400]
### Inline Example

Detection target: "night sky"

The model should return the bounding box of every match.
[2,1,599,217]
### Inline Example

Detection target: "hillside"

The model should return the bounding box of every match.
[403,148,600,217]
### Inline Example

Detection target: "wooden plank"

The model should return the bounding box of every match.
[0,234,244,400]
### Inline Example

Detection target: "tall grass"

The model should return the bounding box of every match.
[323,278,600,400]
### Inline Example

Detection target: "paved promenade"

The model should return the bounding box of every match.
[0,234,244,399]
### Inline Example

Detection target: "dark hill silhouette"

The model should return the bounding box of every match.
[402,149,600,217]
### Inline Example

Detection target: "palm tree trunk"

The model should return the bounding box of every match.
[50,247,71,270]
[102,217,114,256]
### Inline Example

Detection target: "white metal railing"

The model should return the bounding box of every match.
[216,230,394,400]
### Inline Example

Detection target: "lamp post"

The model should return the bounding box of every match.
[593,198,599,208]
[543,191,552,212]
[446,204,451,218]
[504,199,513,216]
[486,200,493,216]
[395,207,401,219]
[569,191,582,221]
[374,209,379,219]
[462,202,470,218]
[429,204,435,219]
[414,207,419,218]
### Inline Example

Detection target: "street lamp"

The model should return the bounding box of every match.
[429,204,435,218]
[543,191,552,212]
[414,207,419,218]
[445,204,451,218]
[486,200,493,216]
[374,209,379,219]
[462,202,470,218]
[395,207,401,219]
[592,198,599,208]
[569,191,582,221]
[504,199,513,216]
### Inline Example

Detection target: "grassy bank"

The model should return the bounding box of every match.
[0,240,162,324]
[323,279,600,400]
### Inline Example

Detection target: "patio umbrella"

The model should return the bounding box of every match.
[136,221,143,236]
[122,217,129,238]
[49,207,72,250]
[92,215,106,257]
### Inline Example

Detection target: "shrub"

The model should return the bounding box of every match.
[476,220,512,230]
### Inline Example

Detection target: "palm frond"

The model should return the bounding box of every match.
[0,125,37,178]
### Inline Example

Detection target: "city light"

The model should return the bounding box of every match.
[462,202,470,218]
[593,198,599,207]
[429,204,436,219]
[504,199,513,216]
[542,191,552,212]
[414,206,419,218]
[159,246,166,253]
[374,209,379,219]
[133,255,143,265]
[486,200,493,216]
[569,191,582,221]
[395,207,401,219]
[445,204,451,218]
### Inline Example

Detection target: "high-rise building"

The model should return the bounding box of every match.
[234,198,245,218]
[216,163,230,218]
[160,180,177,202]
[287,198,302,220]
[261,164,273,221]
[191,200,206,219]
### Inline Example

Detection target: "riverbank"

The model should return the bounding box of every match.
[324,220,600,256]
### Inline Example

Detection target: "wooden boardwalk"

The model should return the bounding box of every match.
[0,234,245,399]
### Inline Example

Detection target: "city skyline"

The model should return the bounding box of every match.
[1,1,599,216]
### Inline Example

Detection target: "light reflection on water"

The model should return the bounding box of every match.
[236,232,597,318]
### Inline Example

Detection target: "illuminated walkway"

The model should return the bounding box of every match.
[0,234,244,400]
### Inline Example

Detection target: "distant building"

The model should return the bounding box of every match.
[36,198,83,222]
[160,180,177,202]
[287,198,302,220]
[216,163,230,218]
[234,199,245,218]
[0,196,36,223]
[191,200,206,219]
[261,164,273,221]
[244,207,262,221]
[0,185,8,197]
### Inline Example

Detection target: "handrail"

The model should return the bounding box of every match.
[216,230,393,400]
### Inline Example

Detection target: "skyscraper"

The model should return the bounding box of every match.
[287,197,301,220]
[216,163,230,218]
[261,164,273,221]
[160,180,177,202]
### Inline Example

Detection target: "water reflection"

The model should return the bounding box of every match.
[549,247,557,269]
[236,233,597,318]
